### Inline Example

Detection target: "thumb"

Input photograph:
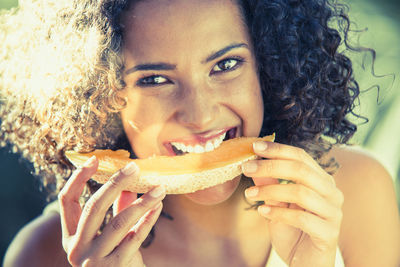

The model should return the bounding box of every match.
[113,191,138,216]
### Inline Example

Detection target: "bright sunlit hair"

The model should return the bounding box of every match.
[0,0,128,196]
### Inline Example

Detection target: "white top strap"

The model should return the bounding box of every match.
[266,246,345,267]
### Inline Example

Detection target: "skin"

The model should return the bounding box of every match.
[4,0,400,266]
[118,0,263,205]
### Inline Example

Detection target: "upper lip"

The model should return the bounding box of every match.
[164,127,235,146]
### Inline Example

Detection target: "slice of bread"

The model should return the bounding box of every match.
[65,134,275,194]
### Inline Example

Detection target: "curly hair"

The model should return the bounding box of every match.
[240,0,360,164]
[1,0,360,209]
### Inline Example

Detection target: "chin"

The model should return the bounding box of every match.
[184,176,241,205]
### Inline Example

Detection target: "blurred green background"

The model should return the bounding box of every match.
[0,0,399,264]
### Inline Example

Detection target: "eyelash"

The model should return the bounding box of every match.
[136,74,171,87]
[210,56,245,75]
[136,56,245,87]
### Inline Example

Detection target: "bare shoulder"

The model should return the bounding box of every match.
[329,145,395,191]
[328,146,400,267]
[4,211,70,267]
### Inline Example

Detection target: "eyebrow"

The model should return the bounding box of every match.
[125,63,176,75]
[203,43,249,63]
[125,42,249,75]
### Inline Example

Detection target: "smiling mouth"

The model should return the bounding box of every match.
[169,127,238,156]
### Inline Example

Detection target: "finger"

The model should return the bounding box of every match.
[245,184,341,221]
[264,200,288,208]
[113,191,138,216]
[58,156,98,238]
[258,205,340,248]
[93,186,166,257]
[242,159,337,200]
[75,162,140,246]
[244,175,286,208]
[111,202,163,259]
[251,177,279,187]
[252,141,324,173]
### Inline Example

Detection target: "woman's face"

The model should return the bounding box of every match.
[119,0,264,205]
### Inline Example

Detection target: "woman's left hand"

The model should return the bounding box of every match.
[242,141,344,267]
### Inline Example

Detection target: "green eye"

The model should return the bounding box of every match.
[137,75,170,86]
[211,58,243,74]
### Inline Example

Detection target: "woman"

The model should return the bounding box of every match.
[2,0,399,266]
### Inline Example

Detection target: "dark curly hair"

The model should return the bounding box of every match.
[0,0,364,247]
[240,0,359,152]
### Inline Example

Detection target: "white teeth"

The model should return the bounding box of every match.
[171,132,227,154]
[205,141,214,152]
[194,145,204,153]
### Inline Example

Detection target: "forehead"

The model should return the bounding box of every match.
[121,0,249,60]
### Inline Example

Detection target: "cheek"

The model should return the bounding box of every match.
[119,94,175,158]
[244,87,264,136]
[225,75,263,136]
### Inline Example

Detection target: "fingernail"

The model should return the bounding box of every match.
[258,205,271,215]
[242,161,258,173]
[253,141,268,151]
[245,187,258,198]
[149,186,166,198]
[121,162,138,175]
[83,156,96,168]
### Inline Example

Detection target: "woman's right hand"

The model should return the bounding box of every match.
[58,156,166,267]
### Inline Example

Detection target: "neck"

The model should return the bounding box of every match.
[161,178,260,239]
[147,178,271,266]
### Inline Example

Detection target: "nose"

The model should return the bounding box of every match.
[175,85,219,130]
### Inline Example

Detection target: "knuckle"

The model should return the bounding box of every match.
[108,176,121,189]
[295,186,309,204]
[67,247,84,266]
[297,163,311,178]
[336,189,345,206]
[295,147,307,160]
[133,198,149,211]
[125,230,139,243]
[82,259,100,267]
[140,212,154,225]
[325,225,340,243]
[263,160,275,175]
[108,169,132,189]
[58,190,69,204]
[131,223,151,243]
[333,208,343,224]
[271,143,284,157]
[110,215,128,231]
[274,143,283,153]
[328,174,336,186]
[71,167,87,180]
[62,236,75,254]
[297,147,306,154]
[83,198,101,215]
[337,209,343,223]
[133,197,149,209]
[296,211,311,226]
[71,167,83,176]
